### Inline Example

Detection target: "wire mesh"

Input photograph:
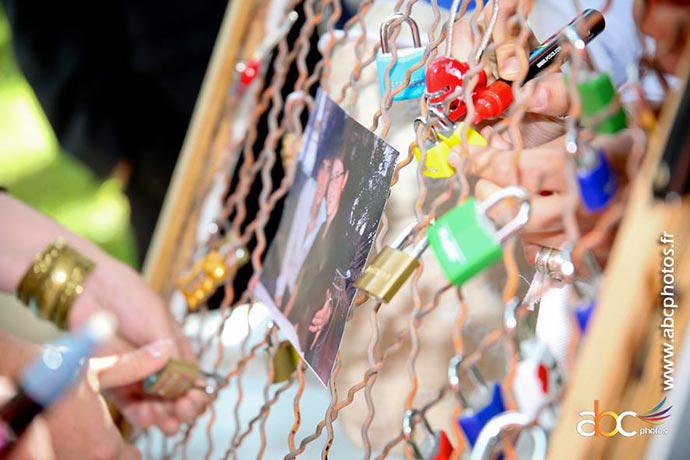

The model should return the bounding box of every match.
[142,0,661,458]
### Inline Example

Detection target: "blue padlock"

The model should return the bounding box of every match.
[577,144,617,212]
[376,14,426,101]
[575,300,596,333]
[448,355,506,447]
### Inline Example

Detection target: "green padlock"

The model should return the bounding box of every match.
[427,187,531,285]
[577,72,627,134]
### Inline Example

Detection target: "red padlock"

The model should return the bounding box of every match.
[430,430,454,460]
[425,56,487,123]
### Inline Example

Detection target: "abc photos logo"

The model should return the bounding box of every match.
[576,398,671,437]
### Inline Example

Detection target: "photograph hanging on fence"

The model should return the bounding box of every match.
[255,88,399,385]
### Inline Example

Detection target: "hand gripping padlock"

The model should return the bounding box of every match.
[355,223,428,303]
[577,72,627,134]
[448,355,506,447]
[413,119,488,179]
[428,187,531,285]
[425,56,487,123]
[469,412,547,460]
[376,14,427,101]
[504,299,561,430]
[143,359,225,399]
[403,409,454,460]
[576,143,617,212]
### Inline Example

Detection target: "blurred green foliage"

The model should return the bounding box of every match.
[0,8,137,265]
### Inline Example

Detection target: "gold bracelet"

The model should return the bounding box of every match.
[53,254,94,329]
[16,239,95,329]
[16,240,67,315]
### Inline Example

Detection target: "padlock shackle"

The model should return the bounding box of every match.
[391,222,418,249]
[448,355,488,409]
[476,186,531,243]
[468,412,547,460]
[504,297,530,360]
[403,409,435,460]
[284,91,315,134]
[380,13,422,54]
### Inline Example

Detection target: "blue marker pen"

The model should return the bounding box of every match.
[0,312,115,457]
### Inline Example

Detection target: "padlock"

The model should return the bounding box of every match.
[354,223,428,303]
[403,409,454,460]
[177,240,249,311]
[534,246,576,283]
[269,340,301,384]
[281,132,303,171]
[428,187,530,285]
[504,299,561,430]
[469,412,547,460]
[233,11,298,93]
[412,120,488,179]
[425,56,488,123]
[143,359,224,399]
[576,143,617,212]
[376,14,427,101]
[575,299,596,333]
[577,72,627,134]
[448,355,506,447]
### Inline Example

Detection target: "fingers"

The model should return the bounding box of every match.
[522,73,570,117]
[0,377,54,460]
[451,17,478,61]
[151,401,180,435]
[117,444,142,460]
[475,179,567,233]
[489,0,535,80]
[92,339,174,390]
[468,137,567,193]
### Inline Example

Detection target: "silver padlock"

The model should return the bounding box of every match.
[504,299,561,430]
[403,409,454,460]
[469,411,547,460]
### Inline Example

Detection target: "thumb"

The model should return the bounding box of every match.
[91,339,174,390]
[489,0,536,80]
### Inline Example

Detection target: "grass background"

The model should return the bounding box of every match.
[0,8,137,266]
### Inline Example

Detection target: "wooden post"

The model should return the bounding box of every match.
[548,45,690,460]
[142,0,258,291]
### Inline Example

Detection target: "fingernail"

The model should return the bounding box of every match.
[501,56,521,79]
[145,338,173,358]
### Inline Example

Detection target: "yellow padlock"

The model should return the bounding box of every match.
[413,122,487,179]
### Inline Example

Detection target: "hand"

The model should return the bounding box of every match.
[449,1,566,146]
[0,376,53,460]
[43,341,177,460]
[0,195,208,431]
[633,0,690,75]
[309,293,332,349]
[461,75,634,268]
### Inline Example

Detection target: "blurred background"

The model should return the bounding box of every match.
[0,6,136,265]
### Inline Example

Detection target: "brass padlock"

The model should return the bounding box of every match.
[270,341,301,384]
[177,240,249,311]
[143,359,224,399]
[355,224,428,303]
[281,132,303,171]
